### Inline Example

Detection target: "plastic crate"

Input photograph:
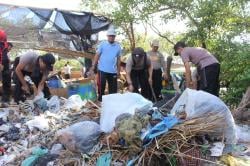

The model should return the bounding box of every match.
[47,79,60,88]
[68,83,96,101]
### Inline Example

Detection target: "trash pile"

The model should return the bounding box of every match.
[0,89,249,165]
[0,94,100,165]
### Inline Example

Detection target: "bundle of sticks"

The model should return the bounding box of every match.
[135,113,224,165]
[90,113,224,166]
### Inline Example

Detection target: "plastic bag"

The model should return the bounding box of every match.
[220,154,250,166]
[96,152,112,166]
[0,109,9,122]
[210,142,225,156]
[65,95,86,110]
[170,88,236,144]
[33,92,44,102]
[235,124,250,143]
[47,96,60,113]
[50,144,63,155]
[100,92,153,133]
[56,121,101,153]
[21,147,48,166]
[0,154,16,165]
[25,115,50,131]
[33,92,48,112]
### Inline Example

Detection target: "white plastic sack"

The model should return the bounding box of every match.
[33,92,44,102]
[0,109,9,121]
[0,154,16,165]
[170,89,236,144]
[210,142,225,156]
[56,121,101,153]
[50,144,63,155]
[65,95,86,110]
[25,115,50,131]
[47,96,60,113]
[236,124,250,143]
[100,92,153,133]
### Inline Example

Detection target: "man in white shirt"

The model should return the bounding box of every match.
[64,61,72,79]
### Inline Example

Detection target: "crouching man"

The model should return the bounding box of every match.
[126,47,152,100]
[14,51,55,103]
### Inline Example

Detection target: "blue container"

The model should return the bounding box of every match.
[68,84,79,96]
[68,83,96,101]
[48,79,60,88]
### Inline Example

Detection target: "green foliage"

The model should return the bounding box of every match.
[54,58,82,71]
[81,0,249,105]
[220,43,250,105]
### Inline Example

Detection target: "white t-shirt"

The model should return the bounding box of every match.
[64,65,71,74]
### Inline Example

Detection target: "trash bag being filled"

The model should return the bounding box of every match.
[170,88,236,144]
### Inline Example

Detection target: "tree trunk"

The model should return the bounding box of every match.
[233,87,250,124]
[129,21,135,51]
[121,22,136,51]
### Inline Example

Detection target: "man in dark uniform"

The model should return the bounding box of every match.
[126,47,152,100]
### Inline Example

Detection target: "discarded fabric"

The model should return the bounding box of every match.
[4,126,20,141]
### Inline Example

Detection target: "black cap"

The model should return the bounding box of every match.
[40,53,55,71]
[132,47,145,56]
[173,41,186,56]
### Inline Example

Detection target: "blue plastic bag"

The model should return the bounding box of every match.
[143,116,179,146]
[96,152,112,166]
[21,147,48,166]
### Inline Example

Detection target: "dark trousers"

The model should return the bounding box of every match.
[2,69,11,102]
[65,74,70,79]
[152,69,162,100]
[13,71,51,103]
[130,69,152,100]
[97,70,117,101]
[198,63,220,96]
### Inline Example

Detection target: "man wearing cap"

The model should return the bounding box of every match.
[173,41,220,96]
[90,27,122,101]
[126,47,152,100]
[14,51,55,103]
[147,39,167,100]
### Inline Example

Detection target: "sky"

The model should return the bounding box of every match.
[0,0,82,11]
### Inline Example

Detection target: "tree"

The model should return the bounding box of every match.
[81,0,148,51]
[82,0,250,105]
[132,0,250,105]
